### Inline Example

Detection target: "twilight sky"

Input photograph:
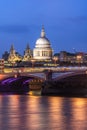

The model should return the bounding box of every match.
[0,0,87,57]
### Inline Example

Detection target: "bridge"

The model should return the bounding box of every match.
[0,67,87,81]
[40,69,87,96]
[0,67,87,92]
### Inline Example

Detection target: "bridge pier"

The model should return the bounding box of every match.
[44,69,52,81]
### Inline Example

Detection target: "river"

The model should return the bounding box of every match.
[0,92,87,130]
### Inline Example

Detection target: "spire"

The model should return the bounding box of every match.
[41,25,45,38]
[9,44,15,55]
[26,43,30,50]
[10,44,14,51]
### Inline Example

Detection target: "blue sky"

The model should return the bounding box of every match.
[0,0,87,57]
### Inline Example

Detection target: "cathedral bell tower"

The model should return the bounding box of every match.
[23,44,32,61]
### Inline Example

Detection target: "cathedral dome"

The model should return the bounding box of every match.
[33,26,53,60]
[35,26,51,48]
[35,37,50,48]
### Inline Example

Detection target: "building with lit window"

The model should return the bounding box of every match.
[76,52,84,63]
[0,59,4,72]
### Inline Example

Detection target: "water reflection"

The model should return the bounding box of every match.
[0,95,87,130]
[71,98,87,130]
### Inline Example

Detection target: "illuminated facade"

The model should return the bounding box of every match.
[59,51,76,63]
[2,27,87,65]
[0,59,4,72]
[23,44,32,61]
[33,26,53,61]
[8,44,22,63]
[76,52,84,63]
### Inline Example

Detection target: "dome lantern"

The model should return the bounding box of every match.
[41,25,45,38]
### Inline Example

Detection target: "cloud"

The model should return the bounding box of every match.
[67,16,87,23]
[0,25,29,33]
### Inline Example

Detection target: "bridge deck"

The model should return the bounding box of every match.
[0,69,87,81]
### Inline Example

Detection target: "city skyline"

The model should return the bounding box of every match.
[0,0,87,57]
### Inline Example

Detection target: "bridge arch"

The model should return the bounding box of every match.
[53,70,87,81]
[0,72,45,80]
[0,72,45,93]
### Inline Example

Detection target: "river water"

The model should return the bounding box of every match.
[0,92,87,130]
